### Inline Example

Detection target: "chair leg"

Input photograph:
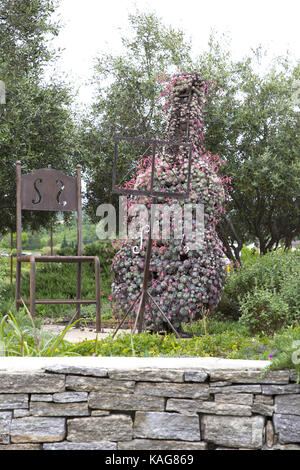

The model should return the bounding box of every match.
[29,256,36,317]
[95,258,101,333]
[15,259,21,311]
[76,262,82,328]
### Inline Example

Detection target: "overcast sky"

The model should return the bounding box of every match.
[49,0,300,106]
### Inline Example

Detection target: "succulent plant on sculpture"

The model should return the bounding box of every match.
[111,72,230,331]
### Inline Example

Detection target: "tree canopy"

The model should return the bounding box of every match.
[83,12,300,260]
[0,0,79,235]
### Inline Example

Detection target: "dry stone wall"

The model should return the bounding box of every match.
[0,358,299,450]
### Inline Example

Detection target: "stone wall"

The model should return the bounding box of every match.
[0,357,299,450]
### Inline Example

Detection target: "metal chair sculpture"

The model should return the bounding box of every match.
[15,161,101,332]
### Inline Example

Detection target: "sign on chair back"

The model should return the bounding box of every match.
[15,162,101,332]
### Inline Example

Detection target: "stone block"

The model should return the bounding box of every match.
[118,439,207,450]
[45,365,108,377]
[214,393,253,405]
[88,392,164,411]
[134,411,200,441]
[66,375,135,392]
[275,394,300,416]
[166,399,252,416]
[43,441,117,450]
[10,417,66,443]
[184,370,208,383]
[0,394,28,410]
[0,373,65,393]
[29,402,89,417]
[274,414,300,444]
[210,385,261,394]
[262,384,300,395]
[0,412,12,445]
[135,382,210,399]
[0,443,41,450]
[31,394,53,402]
[67,415,133,442]
[202,415,265,449]
[52,392,88,403]
[254,395,274,405]
[209,369,289,384]
[108,368,184,382]
[251,403,274,417]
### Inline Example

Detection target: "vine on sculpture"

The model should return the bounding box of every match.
[111,72,231,331]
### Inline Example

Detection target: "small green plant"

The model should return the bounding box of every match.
[0,305,80,357]
[263,326,300,383]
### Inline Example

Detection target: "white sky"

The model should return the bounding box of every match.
[49,0,300,106]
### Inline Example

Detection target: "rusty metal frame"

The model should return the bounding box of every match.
[112,136,192,200]
[15,161,101,332]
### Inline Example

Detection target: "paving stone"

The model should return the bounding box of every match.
[118,439,207,450]
[134,412,200,441]
[273,414,300,444]
[166,399,252,416]
[0,412,12,445]
[109,368,184,383]
[43,441,117,450]
[0,373,65,393]
[10,417,66,443]
[209,369,289,384]
[275,394,300,415]
[0,394,28,409]
[45,365,108,377]
[135,382,210,399]
[184,370,208,383]
[67,415,133,442]
[202,415,265,449]
[66,375,135,392]
[29,401,90,417]
[89,392,164,411]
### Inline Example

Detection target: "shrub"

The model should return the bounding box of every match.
[238,287,292,335]
[217,249,300,320]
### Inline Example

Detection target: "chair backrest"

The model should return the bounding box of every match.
[16,162,82,256]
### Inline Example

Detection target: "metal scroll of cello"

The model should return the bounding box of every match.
[111,136,192,338]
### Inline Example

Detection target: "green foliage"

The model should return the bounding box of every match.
[238,288,291,335]
[0,309,79,356]
[70,329,272,360]
[0,0,79,236]
[217,249,300,320]
[181,318,249,336]
[264,326,300,382]
[82,10,193,219]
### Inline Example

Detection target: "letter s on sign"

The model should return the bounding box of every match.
[292,341,300,365]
